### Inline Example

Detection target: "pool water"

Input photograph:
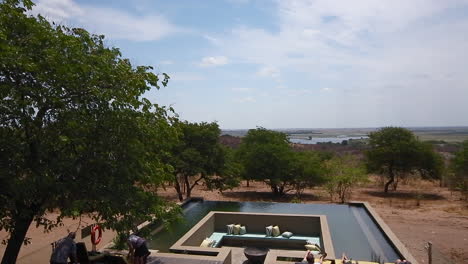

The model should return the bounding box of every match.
[146,201,400,262]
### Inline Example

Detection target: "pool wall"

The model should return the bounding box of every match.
[352,201,418,264]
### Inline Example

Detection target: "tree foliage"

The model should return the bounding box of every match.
[289,151,326,199]
[237,128,325,196]
[0,1,179,263]
[324,155,367,203]
[451,140,468,200]
[365,127,444,192]
[237,128,293,195]
[168,121,236,201]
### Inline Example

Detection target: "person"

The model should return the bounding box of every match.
[127,233,150,264]
[50,232,77,264]
[301,243,327,264]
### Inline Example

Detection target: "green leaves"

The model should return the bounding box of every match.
[0,1,178,262]
[365,127,444,192]
[168,121,234,201]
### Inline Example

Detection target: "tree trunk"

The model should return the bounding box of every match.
[392,178,399,191]
[173,176,184,202]
[1,212,35,264]
[184,175,191,199]
[278,185,285,196]
[270,184,279,196]
[384,172,395,193]
[246,179,250,187]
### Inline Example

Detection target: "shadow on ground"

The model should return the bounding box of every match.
[364,190,445,200]
[221,191,322,202]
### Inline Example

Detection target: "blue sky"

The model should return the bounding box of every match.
[33,0,468,129]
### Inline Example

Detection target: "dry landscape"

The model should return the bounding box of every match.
[2,179,467,264]
[158,179,468,264]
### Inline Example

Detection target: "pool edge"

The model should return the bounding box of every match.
[349,201,419,264]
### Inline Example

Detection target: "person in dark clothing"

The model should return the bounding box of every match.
[127,234,150,264]
[50,232,77,264]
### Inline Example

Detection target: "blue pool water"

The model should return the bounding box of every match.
[146,201,400,262]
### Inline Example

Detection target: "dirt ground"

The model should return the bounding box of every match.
[2,180,467,264]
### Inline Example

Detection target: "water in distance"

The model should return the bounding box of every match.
[289,136,367,144]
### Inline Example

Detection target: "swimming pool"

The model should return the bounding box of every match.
[146,200,401,263]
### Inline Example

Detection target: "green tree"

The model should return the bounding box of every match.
[205,146,242,193]
[366,127,421,192]
[451,140,468,200]
[0,1,179,263]
[289,151,326,199]
[324,155,367,203]
[237,128,292,196]
[365,127,443,193]
[169,121,232,201]
[416,142,444,181]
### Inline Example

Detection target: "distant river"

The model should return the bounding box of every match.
[289,136,368,144]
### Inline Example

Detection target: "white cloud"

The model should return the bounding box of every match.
[321,87,331,92]
[234,96,256,103]
[199,56,229,67]
[32,0,183,41]
[256,66,280,78]
[213,0,468,125]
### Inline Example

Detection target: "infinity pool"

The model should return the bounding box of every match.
[146,200,400,262]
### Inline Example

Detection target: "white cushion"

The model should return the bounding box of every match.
[226,224,234,235]
[265,225,273,236]
[200,238,212,247]
[305,244,319,251]
[272,225,281,237]
[240,226,247,235]
[233,224,241,235]
[282,231,293,238]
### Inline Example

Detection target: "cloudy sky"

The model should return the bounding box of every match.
[33,0,468,129]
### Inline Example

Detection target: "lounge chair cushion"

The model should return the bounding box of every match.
[227,224,235,235]
[272,225,281,237]
[305,244,319,251]
[239,226,247,235]
[200,238,214,247]
[233,224,241,235]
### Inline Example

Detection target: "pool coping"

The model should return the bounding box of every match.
[349,201,418,264]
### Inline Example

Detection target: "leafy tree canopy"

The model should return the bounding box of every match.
[0,1,178,263]
[451,140,468,200]
[366,127,443,192]
[169,121,236,201]
[288,151,326,198]
[324,155,367,203]
[238,128,293,195]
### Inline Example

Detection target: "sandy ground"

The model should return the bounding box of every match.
[0,213,116,264]
[1,180,467,264]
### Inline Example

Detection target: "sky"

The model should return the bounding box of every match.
[32,0,468,129]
